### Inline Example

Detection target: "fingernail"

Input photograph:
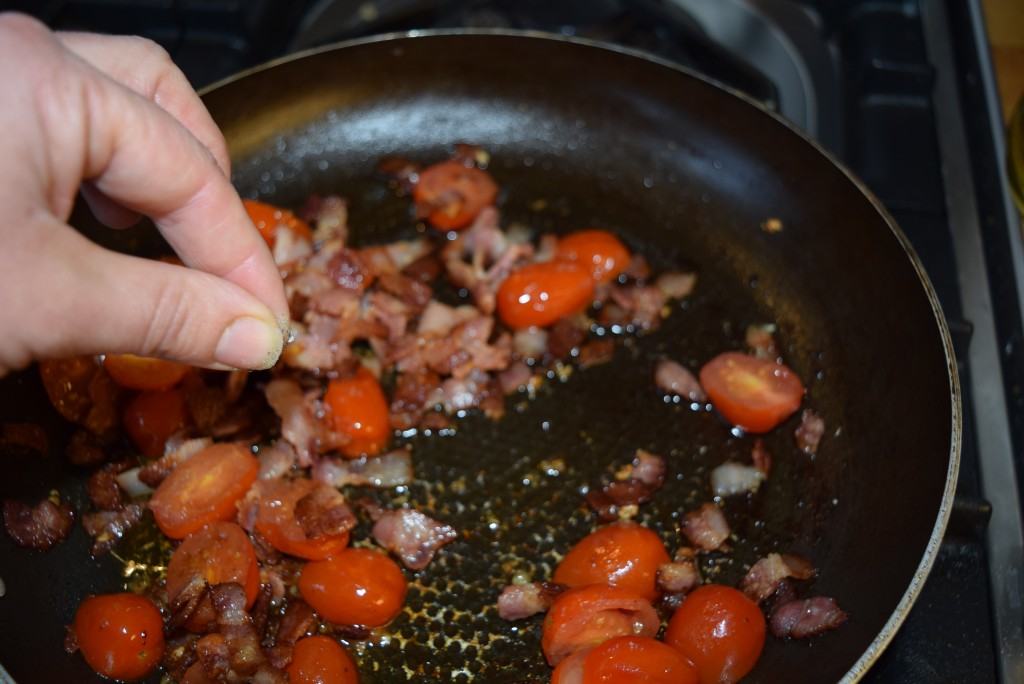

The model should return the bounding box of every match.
[215,316,283,370]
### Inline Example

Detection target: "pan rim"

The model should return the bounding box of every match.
[199,28,963,682]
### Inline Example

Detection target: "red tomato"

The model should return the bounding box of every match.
[122,388,188,458]
[542,585,659,666]
[103,354,189,391]
[496,261,596,329]
[243,198,313,247]
[413,160,498,230]
[324,367,391,458]
[551,636,699,684]
[553,522,670,602]
[165,522,260,632]
[72,593,164,681]
[664,585,766,684]
[148,443,258,539]
[252,479,350,560]
[555,230,632,283]
[287,635,360,684]
[699,352,804,433]
[299,548,407,627]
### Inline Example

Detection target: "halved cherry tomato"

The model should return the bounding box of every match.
[148,443,258,539]
[243,198,313,247]
[324,367,390,458]
[103,354,189,391]
[299,548,407,627]
[551,636,699,684]
[555,230,632,284]
[123,388,188,458]
[542,584,659,666]
[664,584,766,684]
[287,635,360,684]
[553,522,670,602]
[497,261,596,329]
[413,160,498,230]
[72,593,164,681]
[165,522,260,632]
[699,352,804,433]
[252,478,350,560]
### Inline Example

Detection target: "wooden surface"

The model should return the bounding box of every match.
[982,0,1024,121]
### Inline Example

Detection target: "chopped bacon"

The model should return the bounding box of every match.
[416,301,477,338]
[186,383,229,434]
[209,583,285,680]
[681,503,730,551]
[795,410,825,455]
[657,547,700,596]
[65,429,108,467]
[327,248,373,293]
[371,508,458,570]
[745,324,779,360]
[169,574,209,630]
[498,361,533,395]
[402,253,442,284]
[257,442,296,481]
[586,450,666,522]
[38,356,121,437]
[770,597,848,639]
[710,462,765,498]
[655,272,697,299]
[265,378,344,467]
[314,449,414,488]
[497,582,566,620]
[3,497,74,550]
[389,368,444,430]
[752,438,772,476]
[606,285,667,330]
[86,461,129,511]
[0,422,48,454]
[293,484,356,539]
[622,254,651,281]
[442,208,533,314]
[512,327,548,360]
[137,436,212,488]
[546,317,587,360]
[272,228,312,266]
[741,553,817,603]
[654,360,706,401]
[265,599,317,671]
[578,339,615,368]
[249,583,273,641]
[81,503,143,556]
[162,635,199,683]
[377,272,433,313]
[306,195,349,243]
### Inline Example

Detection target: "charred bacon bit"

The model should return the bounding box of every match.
[752,438,772,476]
[169,574,209,630]
[655,271,697,299]
[546,317,587,360]
[265,599,317,670]
[657,547,700,597]
[81,503,144,557]
[746,323,779,360]
[250,583,273,642]
[770,597,848,639]
[38,356,121,437]
[681,503,731,552]
[378,272,433,313]
[371,508,458,570]
[85,465,124,512]
[313,449,414,488]
[498,361,533,395]
[0,422,48,454]
[622,254,652,281]
[795,409,825,455]
[389,368,444,430]
[606,285,667,330]
[195,633,231,681]
[293,484,356,539]
[327,248,374,293]
[654,360,706,401]
[209,583,283,679]
[710,462,765,498]
[137,436,212,488]
[257,442,297,481]
[577,339,615,368]
[3,497,74,550]
[265,378,342,467]
[586,450,666,522]
[740,553,817,603]
[497,582,567,621]
[402,253,443,284]
[161,635,199,683]
[65,429,108,467]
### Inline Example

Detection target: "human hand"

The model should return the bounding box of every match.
[0,13,288,376]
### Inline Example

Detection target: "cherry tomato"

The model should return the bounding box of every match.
[243,198,313,247]
[699,352,804,433]
[555,230,632,284]
[497,261,596,329]
[103,354,189,391]
[72,593,164,681]
[413,160,498,230]
[252,478,350,560]
[553,522,670,602]
[39,356,120,435]
[148,442,258,539]
[324,367,391,458]
[299,548,407,627]
[287,635,360,684]
[664,585,766,684]
[542,584,659,666]
[122,388,188,458]
[551,636,699,684]
[165,522,260,632]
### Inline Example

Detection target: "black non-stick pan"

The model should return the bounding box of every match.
[0,32,959,683]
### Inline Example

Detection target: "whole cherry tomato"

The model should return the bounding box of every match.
[555,230,632,283]
[299,548,407,627]
[497,261,595,329]
[72,593,164,681]
[553,522,670,602]
[287,635,360,684]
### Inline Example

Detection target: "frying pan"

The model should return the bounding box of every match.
[0,31,959,683]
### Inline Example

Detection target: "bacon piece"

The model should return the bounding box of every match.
[752,438,772,476]
[195,633,231,681]
[257,442,296,481]
[209,583,283,680]
[306,195,348,243]
[795,410,825,455]
[416,301,478,338]
[681,503,730,551]
[512,327,548,360]
[497,582,567,620]
[326,248,373,293]
[169,574,209,630]
[622,254,651,281]
[586,450,666,522]
[81,503,143,556]
[710,462,765,498]
[377,272,433,313]
[606,285,667,330]
[39,356,121,437]
[657,547,700,597]
[313,449,413,488]
[546,317,587,360]
[498,361,533,395]
[293,484,356,540]
[265,378,343,467]
[655,271,697,299]
[741,553,816,603]
[272,228,312,266]
[389,369,444,429]
[137,436,212,488]
[0,422,48,454]
[371,508,458,570]
[770,597,848,639]
[86,461,129,511]
[402,253,442,284]
[577,339,615,368]
[745,324,779,360]
[3,497,74,550]
[654,359,705,401]
[65,429,108,467]
[162,635,199,683]
[250,583,273,641]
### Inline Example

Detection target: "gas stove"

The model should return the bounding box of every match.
[14,0,1024,681]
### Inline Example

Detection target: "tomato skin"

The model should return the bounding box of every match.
[299,548,407,627]
[413,160,498,230]
[542,584,660,666]
[564,636,699,684]
[497,261,596,329]
[324,367,391,458]
[287,635,360,684]
[556,230,632,284]
[664,585,766,684]
[122,388,188,458]
[699,352,804,433]
[553,522,670,602]
[148,442,258,539]
[72,593,164,681]
[243,198,313,247]
[253,479,350,560]
[165,522,259,632]
[103,354,189,391]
